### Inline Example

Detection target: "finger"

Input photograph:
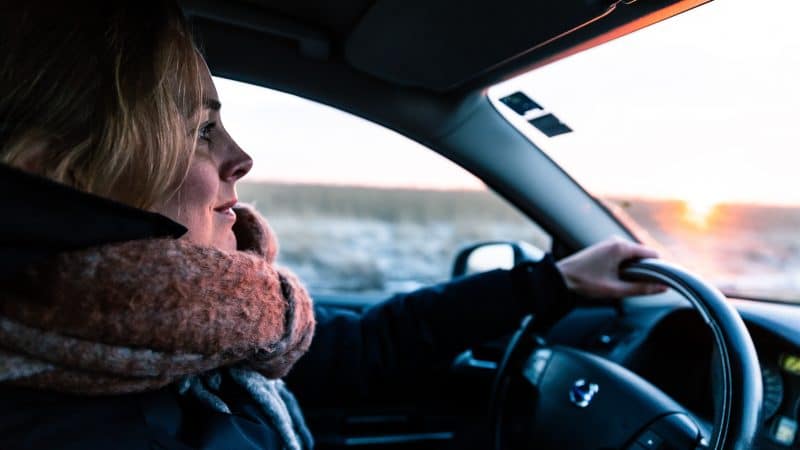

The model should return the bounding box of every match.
[619,241,659,260]
[644,283,669,294]
[609,281,668,297]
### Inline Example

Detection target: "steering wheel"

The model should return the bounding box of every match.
[489,258,762,450]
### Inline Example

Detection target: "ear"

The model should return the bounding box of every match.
[231,204,278,263]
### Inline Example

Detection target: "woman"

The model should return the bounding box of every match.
[0,2,665,449]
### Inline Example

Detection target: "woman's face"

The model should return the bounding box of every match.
[156,62,253,252]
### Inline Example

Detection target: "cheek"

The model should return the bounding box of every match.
[158,161,219,244]
[179,163,218,210]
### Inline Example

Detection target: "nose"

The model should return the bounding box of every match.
[220,141,253,183]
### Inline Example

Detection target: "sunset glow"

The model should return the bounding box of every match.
[682,198,718,229]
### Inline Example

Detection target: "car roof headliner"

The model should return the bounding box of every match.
[183,0,710,94]
[180,0,710,148]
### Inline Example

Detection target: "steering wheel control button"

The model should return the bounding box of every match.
[568,379,599,408]
[521,349,551,387]
[636,430,663,449]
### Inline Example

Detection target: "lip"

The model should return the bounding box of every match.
[214,199,238,222]
[213,199,238,212]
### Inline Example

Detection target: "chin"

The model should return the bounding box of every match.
[217,230,238,253]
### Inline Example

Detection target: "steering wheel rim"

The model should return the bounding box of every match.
[490,258,762,450]
[621,259,762,449]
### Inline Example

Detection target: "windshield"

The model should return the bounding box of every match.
[489,0,800,302]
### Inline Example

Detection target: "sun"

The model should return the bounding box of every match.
[682,197,718,229]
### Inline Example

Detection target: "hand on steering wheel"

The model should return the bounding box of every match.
[556,237,667,298]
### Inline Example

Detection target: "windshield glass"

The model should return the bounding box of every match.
[489,0,800,302]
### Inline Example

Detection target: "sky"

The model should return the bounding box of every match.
[216,0,800,206]
[214,79,484,191]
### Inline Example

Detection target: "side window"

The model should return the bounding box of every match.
[216,77,552,295]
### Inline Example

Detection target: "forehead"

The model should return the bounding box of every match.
[198,58,219,103]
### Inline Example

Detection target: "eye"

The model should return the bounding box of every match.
[198,122,216,142]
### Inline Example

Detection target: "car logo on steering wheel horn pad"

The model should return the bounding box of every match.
[569,379,599,408]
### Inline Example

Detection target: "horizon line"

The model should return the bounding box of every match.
[240,179,800,208]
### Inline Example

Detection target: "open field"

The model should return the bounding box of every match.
[237,182,550,294]
[239,182,800,302]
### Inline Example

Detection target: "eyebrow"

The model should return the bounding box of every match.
[204,98,221,111]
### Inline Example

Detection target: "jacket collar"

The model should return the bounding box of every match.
[0,163,186,278]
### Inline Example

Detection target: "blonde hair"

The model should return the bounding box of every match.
[0,1,204,210]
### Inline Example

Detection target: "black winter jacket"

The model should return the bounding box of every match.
[0,165,573,449]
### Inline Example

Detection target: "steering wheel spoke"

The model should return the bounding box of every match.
[507,346,704,449]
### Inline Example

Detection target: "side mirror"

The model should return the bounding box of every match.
[452,241,546,278]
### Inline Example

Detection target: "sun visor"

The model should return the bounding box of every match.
[345,0,616,92]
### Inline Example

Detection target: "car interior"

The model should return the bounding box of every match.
[36,0,793,449]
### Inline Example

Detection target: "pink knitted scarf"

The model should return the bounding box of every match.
[0,205,315,395]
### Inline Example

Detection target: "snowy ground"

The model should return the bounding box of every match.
[238,182,550,295]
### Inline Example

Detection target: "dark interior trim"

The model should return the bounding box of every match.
[180,0,332,60]
[455,0,714,94]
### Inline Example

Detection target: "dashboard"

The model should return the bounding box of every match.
[547,296,800,449]
[314,289,800,449]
